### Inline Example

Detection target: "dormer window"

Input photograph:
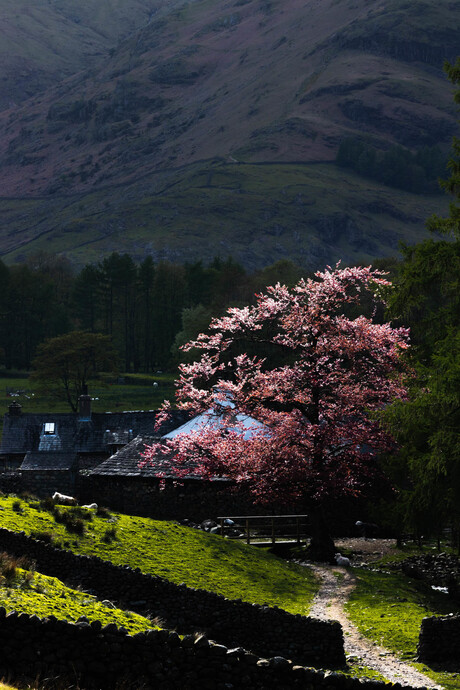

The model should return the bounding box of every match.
[44,422,55,435]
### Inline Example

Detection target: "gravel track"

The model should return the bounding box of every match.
[308,563,442,689]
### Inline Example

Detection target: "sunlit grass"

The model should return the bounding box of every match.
[0,496,318,615]
[0,566,155,635]
[346,567,460,690]
[0,372,176,442]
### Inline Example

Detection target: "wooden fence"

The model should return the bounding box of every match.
[217,514,309,546]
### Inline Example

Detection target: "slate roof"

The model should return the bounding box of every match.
[91,399,265,481]
[0,410,189,457]
[89,435,226,481]
[163,402,266,441]
[20,452,78,471]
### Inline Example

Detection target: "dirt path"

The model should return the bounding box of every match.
[309,564,442,689]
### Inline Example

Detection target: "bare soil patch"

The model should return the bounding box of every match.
[334,537,401,564]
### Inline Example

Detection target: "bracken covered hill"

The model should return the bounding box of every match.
[0,0,457,268]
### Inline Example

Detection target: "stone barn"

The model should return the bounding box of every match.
[81,434,256,520]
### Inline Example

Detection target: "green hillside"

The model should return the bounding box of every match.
[0,161,449,270]
[0,558,156,634]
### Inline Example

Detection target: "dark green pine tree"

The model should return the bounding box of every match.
[384,58,460,547]
[136,256,156,372]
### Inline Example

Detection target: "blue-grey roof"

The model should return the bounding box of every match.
[90,434,227,481]
[20,451,78,471]
[0,410,189,457]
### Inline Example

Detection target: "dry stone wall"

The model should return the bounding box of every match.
[20,469,77,498]
[0,472,22,494]
[0,609,423,690]
[0,527,344,669]
[418,614,460,666]
[78,474,260,521]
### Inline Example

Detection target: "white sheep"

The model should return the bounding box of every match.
[52,492,77,505]
[82,503,98,510]
[334,553,351,567]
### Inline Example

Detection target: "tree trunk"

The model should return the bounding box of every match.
[305,504,336,563]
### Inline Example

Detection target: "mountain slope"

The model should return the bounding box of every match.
[0,0,186,110]
[0,161,449,270]
[0,0,456,268]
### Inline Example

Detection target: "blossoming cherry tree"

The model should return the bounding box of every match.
[142,265,410,561]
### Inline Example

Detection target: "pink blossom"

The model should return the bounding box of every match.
[141,266,411,506]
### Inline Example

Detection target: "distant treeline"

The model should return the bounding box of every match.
[336,138,447,194]
[0,252,305,373]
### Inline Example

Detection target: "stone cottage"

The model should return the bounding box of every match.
[0,396,187,498]
[82,397,268,520]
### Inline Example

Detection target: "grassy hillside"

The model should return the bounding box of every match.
[0,0,456,269]
[0,555,156,634]
[0,161,449,270]
[0,0,180,110]
[1,496,459,687]
[0,496,319,615]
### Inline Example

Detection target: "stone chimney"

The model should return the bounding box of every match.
[8,401,22,416]
[78,384,91,421]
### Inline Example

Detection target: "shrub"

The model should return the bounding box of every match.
[97,506,112,519]
[103,527,117,544]
[65,516,85,535]
[69,506,93,522]
[30,530,54,545]
[12,500,22,513]
[40,497,56,512]
[53,509,85,535]
[20,491,38,502]
[0,552,30,580]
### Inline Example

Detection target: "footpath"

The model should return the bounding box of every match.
[307,555,442,689]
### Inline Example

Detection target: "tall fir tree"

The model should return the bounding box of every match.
[384,58,460,545]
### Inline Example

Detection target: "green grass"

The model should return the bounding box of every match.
[336,664,388,683]
[346,568,460,690]
[0,566,156,635]
[0,372,176,442]
[0,496,318,615]
[1,372,175,414]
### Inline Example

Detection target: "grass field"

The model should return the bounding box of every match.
[1,377,459,688]
[346,562,460,690]
[0,372,176,413]
[1,494,460,687]
[0,559,156,635]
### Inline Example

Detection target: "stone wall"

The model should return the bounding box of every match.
[0,527,344,669]
[20,469,77,498]
[0,610,418,690]
[417,614,460,666]
[0,471,22,494]
[78,474,266,521]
